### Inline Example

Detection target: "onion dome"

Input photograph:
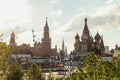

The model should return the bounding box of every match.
[75,33,80,39]
[94,32,101,40]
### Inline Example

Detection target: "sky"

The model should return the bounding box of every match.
[0,0,120,53]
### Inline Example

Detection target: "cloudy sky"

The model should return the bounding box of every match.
[0,0,120,52]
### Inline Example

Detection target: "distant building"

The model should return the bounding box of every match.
[105,46,109,53]
[9,18,58,58]
[113,44,120,57]
[74,18,105,57]
[59,39,68,60]
[31,18,58,58]
[101,53,112,61]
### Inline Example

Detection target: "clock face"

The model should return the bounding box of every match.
[45,34,47,37]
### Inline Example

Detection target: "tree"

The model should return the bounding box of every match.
[68,52,120,80]
[111,57,120,79]
[7,62,24,80]
[0,42,12,67]
[0,42,12,79]
[27,64,43,80]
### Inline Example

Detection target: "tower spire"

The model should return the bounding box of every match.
[45,17,48,27]
[101,35,104,46]
[100,35,105,53]
[82,17,90,39]
[62,38,65,50]
[84,17,89,31]
[85,17,87,25]
[42,17,51,54]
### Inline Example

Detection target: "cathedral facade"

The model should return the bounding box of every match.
[74,18,105,56]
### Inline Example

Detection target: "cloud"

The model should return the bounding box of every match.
[50,9,63,17]
[105,0,113,4]
[89,4,120,29]
[0,0,31,43]
[64,16,83,32]
[64,3,120,32]
[0,0,31,27]
[27,0,62,27]
[50,0,61,4]
[0,25,28,40]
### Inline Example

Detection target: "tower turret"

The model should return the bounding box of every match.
[9,32,17,47]
[81,18,90,53]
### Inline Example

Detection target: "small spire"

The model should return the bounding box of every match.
[11,31,15,36]
[101,35,104,44]
[83,17,89,33]
[62,38,65,50]
[85,17,87,24]
[97,30,99,34]
[75,33,79,39]
[45,17,48,27]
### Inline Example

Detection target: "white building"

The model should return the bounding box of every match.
[105,46,109,54]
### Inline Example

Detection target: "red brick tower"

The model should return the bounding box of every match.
[42,17,51,55]
[9,32,17,47]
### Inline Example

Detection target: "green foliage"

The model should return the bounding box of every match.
[0,42,12,69]
[27,63,43,80]
[69,52,120,80]
[7,62,24,80]
[55,78,63,80]
[0,42,12,79]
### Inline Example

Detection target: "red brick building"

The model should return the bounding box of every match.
[9,18,58,58]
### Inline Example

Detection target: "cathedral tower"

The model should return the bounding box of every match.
[74,18,105,57]
[81,18,90,52]
[83,18,90,36]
